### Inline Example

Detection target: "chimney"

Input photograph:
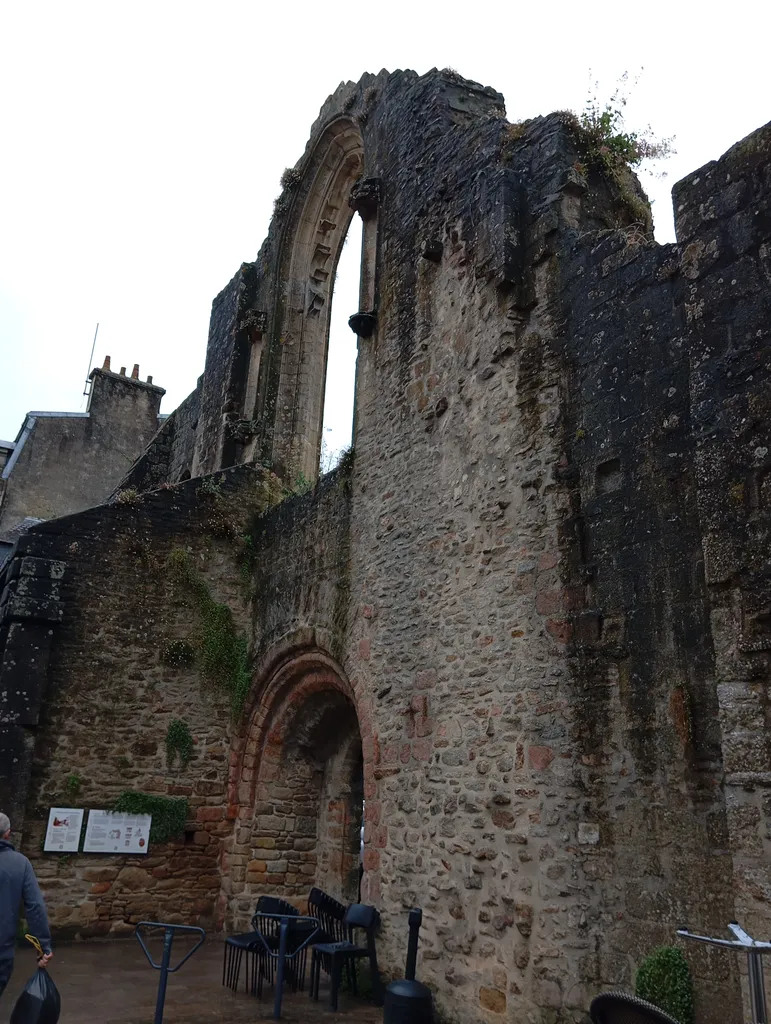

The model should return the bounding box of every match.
[119,366,126,376]
[131,364,139,380]
[147,375,153,384]
[102,355,111,371]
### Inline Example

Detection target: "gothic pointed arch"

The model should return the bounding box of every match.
[250,117,376,483]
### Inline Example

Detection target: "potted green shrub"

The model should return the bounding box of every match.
[635,946,694,1024]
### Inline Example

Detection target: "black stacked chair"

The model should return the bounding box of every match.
[222,895,298,993]
[247,896,300,995]
[309,902,383,1011]
[249,909,321,1016]
[307,887,351,993]
[308,887,347,944]
[589,992,682,1024]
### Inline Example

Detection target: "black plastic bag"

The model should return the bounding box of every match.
[9,967,60,1024]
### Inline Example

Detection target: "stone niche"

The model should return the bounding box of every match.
[1,68,770,1024]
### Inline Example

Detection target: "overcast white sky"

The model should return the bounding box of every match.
[1,1,768,459]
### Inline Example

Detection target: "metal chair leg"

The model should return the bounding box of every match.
[350,958,358,996]
[330,955,343,1012]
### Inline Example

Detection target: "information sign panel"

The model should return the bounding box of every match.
[43,808,84,853]
[83,809,151,854]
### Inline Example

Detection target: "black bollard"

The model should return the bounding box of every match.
[383,908,433,1024]
[405,908,420,981]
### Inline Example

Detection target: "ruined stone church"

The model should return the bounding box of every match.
[1,69,770,1023]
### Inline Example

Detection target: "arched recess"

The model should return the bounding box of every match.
[249,117,376,484]
[224,650,369,930]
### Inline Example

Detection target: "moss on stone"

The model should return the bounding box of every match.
[167,549,251,715]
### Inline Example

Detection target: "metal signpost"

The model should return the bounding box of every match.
[678,922,771,1024]
[135,921,206,1024]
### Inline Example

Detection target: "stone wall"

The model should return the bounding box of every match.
[2,69,770,1024]
[115,380,202,495]
[0,467,267,934]
[558,233,738,1011]
[0,365,165,540]
[674,126,771,980]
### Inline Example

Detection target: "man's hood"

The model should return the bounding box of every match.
[0,838,15,852]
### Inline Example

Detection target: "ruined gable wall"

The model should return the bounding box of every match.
[323,79,657,1020]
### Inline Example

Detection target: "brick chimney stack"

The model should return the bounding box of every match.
[87,356,165,420]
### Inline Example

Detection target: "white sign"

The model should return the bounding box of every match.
[83,810,152,854]
[44,807,84,853]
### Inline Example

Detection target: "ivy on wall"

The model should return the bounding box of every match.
[166,549,251,715]
[113,792,189,845]
[165,719,194,768]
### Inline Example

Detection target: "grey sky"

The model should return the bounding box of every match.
[1,0,768,455]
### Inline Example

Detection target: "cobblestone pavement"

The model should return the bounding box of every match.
[1,940,383,1023]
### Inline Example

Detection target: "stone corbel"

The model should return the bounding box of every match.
[348,177,381,218]
[348,311,377,338]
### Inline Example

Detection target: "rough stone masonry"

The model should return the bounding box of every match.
[0,69,770,1024]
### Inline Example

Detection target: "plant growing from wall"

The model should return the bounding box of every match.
[291,471,313,496]
[196,475,239,537]
[160,637,196,666]
[64,772,82,800]
[559,70,674,228]
[115,487,141,505]
[575,71,675,175]
[336,446,355,492]
[113,792,189,845]
[165,719,194,768]
[635,946,694,1024]
[167,549,251,714]
[196,476,223,498]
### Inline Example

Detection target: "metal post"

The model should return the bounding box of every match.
[748,950,769,1024]
[135,920,206,1024]
[273,917,290,1020]
[406,908,422,982]
[678,922,771,1024]
[154,927,174,1024]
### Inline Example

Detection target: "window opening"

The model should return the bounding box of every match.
[319,213,363,474]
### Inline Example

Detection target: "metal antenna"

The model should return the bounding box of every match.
[82,322,100,396]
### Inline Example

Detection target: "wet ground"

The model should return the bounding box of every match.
[1,938,383,1023]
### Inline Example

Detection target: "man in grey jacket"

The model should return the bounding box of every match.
[0,812,53,998]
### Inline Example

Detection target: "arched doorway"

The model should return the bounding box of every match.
[226,655,365,929]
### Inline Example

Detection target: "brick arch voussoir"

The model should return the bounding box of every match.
[227,633,372,821]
